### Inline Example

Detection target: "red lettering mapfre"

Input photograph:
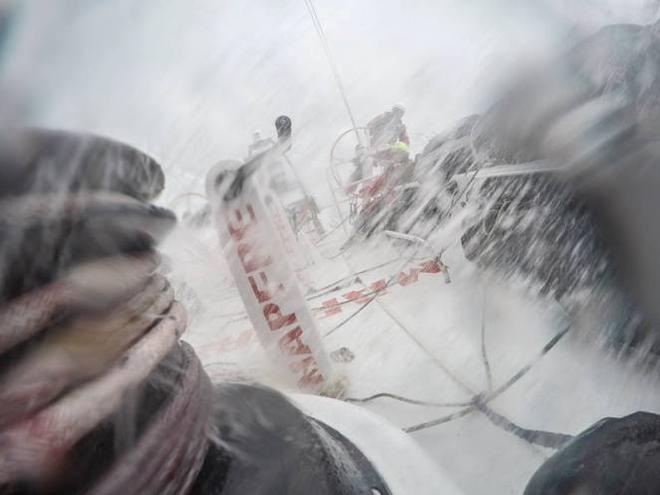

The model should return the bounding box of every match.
[208,163,333,392]
[290,357,324,388]
[248,272,284,303]
[279,327,312,356]
[227,206,257,241]
[236,241,272,274]
[263,303,297,332]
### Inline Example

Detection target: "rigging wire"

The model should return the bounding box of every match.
[181,130,464,324]
[323,164,483,338]
[307,256,402,299]
[337,262,573,448]
[200,255,420,323]
[318,234,359,260]
[200,70,574,448]
[302,0,362,145]
[315,214,352,243]
[336,255,545,448]
[403,324,572,434]
[335,236,478,401]
[281,152,312,199]
[311,284,398,313]
[331,221,574,448]
[322,242,431,338]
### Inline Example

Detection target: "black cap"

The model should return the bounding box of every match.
[275,115,292,142]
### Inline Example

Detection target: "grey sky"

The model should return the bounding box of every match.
[2,0,658,200]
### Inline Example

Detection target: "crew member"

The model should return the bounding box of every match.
[366,103,410,151]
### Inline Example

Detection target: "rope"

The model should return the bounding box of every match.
[331,244,480,423]
[322,247,425,338]
[322,158,572,448]
[318,233,359,261]
[203,361,237,368]
[316,215,351,243]
[311,282,395,313]
[345,393,473,408]
[489,324,571,399]
[322,252,431,335]
[196,255,412,324]
[324,223,571,450]
[374,300,476,396]
[322,162,482,339]
[337,274,573,450]
[329,126,370,189]
[474,397,573,449]
[303,0,362,145]
[404,323,572,434]
[407,407,476,430]
[480,289,494,393]
[307,256,401,300]
[323,293,376,337]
